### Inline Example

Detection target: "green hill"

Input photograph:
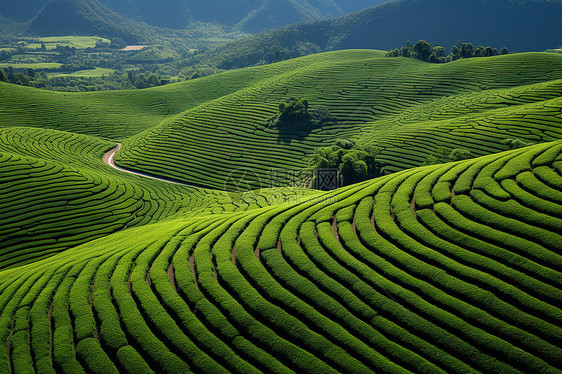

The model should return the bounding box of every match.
[2,51,562,191]
[0,49,561,373]
[0,50,348,140]
[114,51,562,190]
[0,139,560,372]
[0,125,315,270]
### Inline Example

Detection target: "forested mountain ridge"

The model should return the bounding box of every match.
[187,0,562,69]
[0,0,389,38]
[29,0,156,43]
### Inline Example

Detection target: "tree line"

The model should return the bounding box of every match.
[0,66,171,91]
[387,41,509,63]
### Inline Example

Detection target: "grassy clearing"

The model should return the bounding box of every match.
[0,140,560,372]
[24,36,111,50]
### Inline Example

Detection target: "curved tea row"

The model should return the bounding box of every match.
[0,127,316,270]
[1,141,560,373]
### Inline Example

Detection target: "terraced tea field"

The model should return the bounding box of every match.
[0,126,315,270]
[113,52,562,190]
[1,139,561,373]
[1,50,561,373]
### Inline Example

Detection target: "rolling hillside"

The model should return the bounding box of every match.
[0,139,560,372]
[3,51,562,191]
[114,51,562,190]
[0,49,561,373]
[2,50,562,191]
[0,125,315,271]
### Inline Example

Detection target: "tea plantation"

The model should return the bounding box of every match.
[0,50,561,373]
[0,126,316,270]
[0,140,561,373]
[114,52,562,190]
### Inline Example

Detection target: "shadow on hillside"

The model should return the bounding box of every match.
[275,128,312,144]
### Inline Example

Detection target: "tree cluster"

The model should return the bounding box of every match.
[0,66,173,92]
[423,146,474,165]
[501,138,534,149]
[387,41,509,63]
[272,98,336,132]
[127,71,166,89]
[310,140,384,189]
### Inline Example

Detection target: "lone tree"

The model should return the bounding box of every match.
[413,40,432,62]
[460,43,475,58]
[0,70,4,82]
[278,98,309,128]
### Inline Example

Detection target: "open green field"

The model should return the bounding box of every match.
[0,50,561,373]
[23,36,112,50]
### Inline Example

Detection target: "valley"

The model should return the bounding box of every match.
[0,1,561,373]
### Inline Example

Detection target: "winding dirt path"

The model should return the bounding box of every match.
[103,144,194,187]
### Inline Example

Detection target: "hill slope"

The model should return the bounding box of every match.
[0,125,316,270]
[0,0,387,37]
[112,51,562,190]
[0,139,560,372]
[98,0,345,31]
[94,0,387,31]
[2,51,562,192]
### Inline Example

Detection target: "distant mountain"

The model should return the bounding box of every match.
[0,15,23,38]
[0,0,387,39]
[28,0,155,42]
[189,0,562,69]
[236,0,333,33]
[335,0,387,13]
[95,0,354,31]
[95,0,389,32]
[0,0,46,22]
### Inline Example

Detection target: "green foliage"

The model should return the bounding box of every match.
[276,98,310,129]
[271,98,336,132]
[388,40,508,63]
[310,140,383,189]
[423,147,475,165]
[501,138,535,149]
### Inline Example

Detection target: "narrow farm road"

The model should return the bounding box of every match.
[103,144,195,187]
